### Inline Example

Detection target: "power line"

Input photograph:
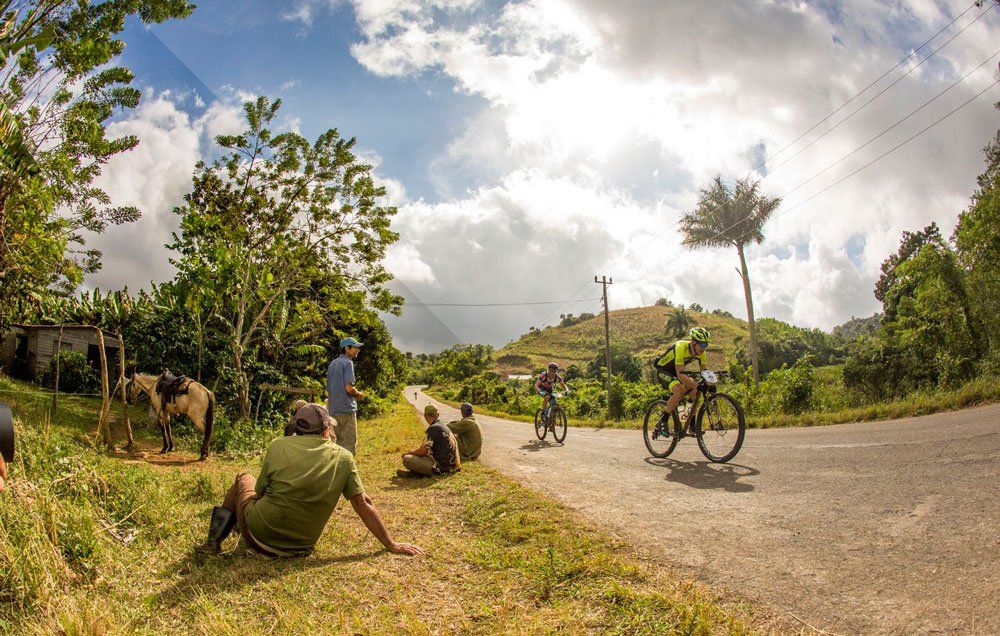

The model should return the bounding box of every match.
[748,0,983,176]
[778,51,1000,201]
[616,2,992,270]
[405,297,601,308]
[757,1,997,180]
[628,76,1000,294]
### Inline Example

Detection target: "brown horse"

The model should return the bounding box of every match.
[127,373,215,460]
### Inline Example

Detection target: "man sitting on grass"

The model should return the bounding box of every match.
[447,402,482,462]
[200,402,422,557]
[398,404,460,477]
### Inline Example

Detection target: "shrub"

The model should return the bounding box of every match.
[37,351,99,394]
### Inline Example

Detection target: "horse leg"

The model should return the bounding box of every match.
[198,392,215,461]
[158,414,169,454]
[166,416,174,452]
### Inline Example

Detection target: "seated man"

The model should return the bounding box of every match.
[399,404,460,477]
[447,402,482,462]
[200,403,421,557]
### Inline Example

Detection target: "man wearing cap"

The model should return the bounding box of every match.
[199,402,421,557]
[326,337,365,455]
[447,403,483,462]
[399,404,460,477]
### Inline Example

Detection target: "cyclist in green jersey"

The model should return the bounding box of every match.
[654,327,711,421]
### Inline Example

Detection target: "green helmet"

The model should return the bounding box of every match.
[689,327,710,344]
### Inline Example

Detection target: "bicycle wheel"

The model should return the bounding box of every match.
[551,406,567,443]
[643,400,680,458]
[695,393,746,463]
[534,409,547,440]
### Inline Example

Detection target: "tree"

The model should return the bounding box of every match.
[680,176,781,385]
[0,0,194,327]
[169,97,400,417]
[665,306,695,338]
[586,343,641,382]
[954,99,1000,355]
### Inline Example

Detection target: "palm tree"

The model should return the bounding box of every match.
[680,176,781,385]
[665,306,695,338]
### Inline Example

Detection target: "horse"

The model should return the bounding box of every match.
[127,373,215,460]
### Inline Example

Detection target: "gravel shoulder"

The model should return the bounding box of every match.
[407,386,1000,634]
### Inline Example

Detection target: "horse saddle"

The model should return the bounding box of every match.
[156,371,191,408]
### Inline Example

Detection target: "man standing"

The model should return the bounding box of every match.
[447,402,483,462]
[327,337,364,455]
[199,403,420,557]
[399,404,460,477]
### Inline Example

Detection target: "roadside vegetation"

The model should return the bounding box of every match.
[0,374,766,634]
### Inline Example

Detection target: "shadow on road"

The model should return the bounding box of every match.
[644,458,759,492]
[519,439,564,452]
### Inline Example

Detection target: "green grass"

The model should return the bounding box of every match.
[0,374,768,634]
[427,375,1000,431]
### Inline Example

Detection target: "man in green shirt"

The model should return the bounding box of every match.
[199,403,421,557]
[447,402,482,462]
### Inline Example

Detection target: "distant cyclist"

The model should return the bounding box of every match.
[534,363,569,417]
[654,327,710,423]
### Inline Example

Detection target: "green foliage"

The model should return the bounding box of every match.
[585,343,642,383]
[653,297,673,307]
[37,350,98,394]
[558,312,596,327]
[832,314,881,342]
[408,344,493,384]
[734,317,845,374]
[0,0,193,327]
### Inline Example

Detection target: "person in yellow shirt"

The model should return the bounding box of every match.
[653,327,711,426]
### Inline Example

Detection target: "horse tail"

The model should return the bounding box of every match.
[199,389,216,461]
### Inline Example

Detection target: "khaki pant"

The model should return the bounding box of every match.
[332,412,357,455]
[402,453,435,476]
[221,473,276,556]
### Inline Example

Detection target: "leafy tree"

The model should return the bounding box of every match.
[734,317,845,374]
[954,99,1000,356]
[425,344,494,383]
[688,302,704,312]
[168,97,400,417]
[586,343,641,382]
[664,306,695,338]
[654,297,673,307]
[832,314,881,342]
[680,176,781,385]
[0,0,193,327]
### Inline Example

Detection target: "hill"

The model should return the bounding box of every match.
[495,306,748,375]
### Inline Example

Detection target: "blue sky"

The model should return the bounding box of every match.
[89,0,1000,352]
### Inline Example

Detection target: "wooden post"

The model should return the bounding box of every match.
[52,324,63,413]
[91,327,112,449]
[116,332,134,449]
[594,275,614,418]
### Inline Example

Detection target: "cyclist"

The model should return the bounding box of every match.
[534,362,569,418]
[653,327,711,429]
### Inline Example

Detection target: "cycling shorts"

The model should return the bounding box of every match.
[655,369,682,392]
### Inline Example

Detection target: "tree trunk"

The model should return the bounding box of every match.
[92,327,113,449]
[233,343,250,419]
[737,244,761,386]
[116,332,135,449]
[52,324,63,413]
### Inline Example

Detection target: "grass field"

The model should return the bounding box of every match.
[0,374,774,635]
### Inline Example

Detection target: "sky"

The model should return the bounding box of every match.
[84,0,1000,352]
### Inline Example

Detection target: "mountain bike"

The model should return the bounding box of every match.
[535,391,568,443]
[642,370,745,463]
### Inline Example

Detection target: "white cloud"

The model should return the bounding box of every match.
[348,0,1000,348]
[383,242,437,284]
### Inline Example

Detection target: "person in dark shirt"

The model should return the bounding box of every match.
[398,404,460,477]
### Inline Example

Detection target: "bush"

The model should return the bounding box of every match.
[37,351,99,394]
[210,411,282,456]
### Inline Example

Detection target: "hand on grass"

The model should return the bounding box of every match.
[389,542,423,556]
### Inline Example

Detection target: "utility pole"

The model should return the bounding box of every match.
[595,275,613,418]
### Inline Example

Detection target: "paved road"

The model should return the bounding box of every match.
[406,387,1000,634]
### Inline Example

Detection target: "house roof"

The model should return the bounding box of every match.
[10,324,120,341]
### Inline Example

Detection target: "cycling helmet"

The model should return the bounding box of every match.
[547,362,559,370]
[689,327,711,344]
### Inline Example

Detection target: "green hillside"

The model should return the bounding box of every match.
[495,306,748,375]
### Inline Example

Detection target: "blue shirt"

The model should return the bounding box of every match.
[326,356,357,414]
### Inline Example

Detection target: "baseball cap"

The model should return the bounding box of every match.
[340,337,363,348]
[292,403,333,435]
[460,402,473,416]
[423,404,439,417]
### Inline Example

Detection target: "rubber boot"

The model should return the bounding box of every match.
[198,506,236,554]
